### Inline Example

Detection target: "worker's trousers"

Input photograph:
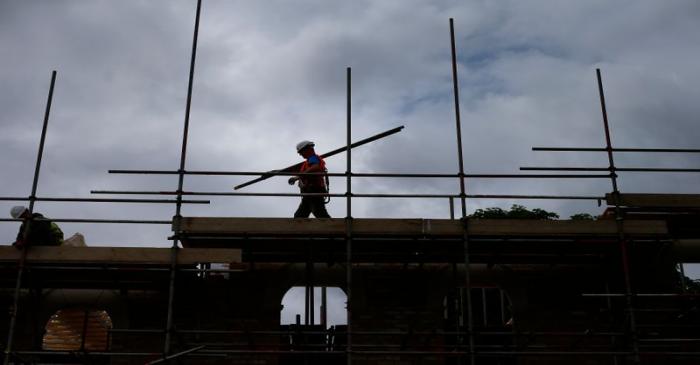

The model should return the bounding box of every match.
[294,186,330,218]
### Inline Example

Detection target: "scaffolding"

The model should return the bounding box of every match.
[1,1,700,363]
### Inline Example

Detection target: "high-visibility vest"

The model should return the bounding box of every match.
[19,213,64,246]
[300,154,327,188]
[49,221,64,245]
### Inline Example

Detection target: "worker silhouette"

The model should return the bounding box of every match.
[10,206,63,248]
[288,141,331,218]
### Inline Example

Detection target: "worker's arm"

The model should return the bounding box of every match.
[288,159,324,185]
[13,224,25,249]
[302,163,324,174]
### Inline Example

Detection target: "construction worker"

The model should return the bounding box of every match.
[288,141,331,218]
[10,206,63,248]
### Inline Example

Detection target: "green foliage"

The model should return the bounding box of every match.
[570,213,595,220]
[470,204,559,220]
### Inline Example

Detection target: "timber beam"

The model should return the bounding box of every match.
[179,217,668,239]
[0,246,241,265]
[606,193,700,208]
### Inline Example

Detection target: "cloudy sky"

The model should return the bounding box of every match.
[1,1,700,280]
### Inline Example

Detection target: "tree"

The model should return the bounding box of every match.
[470,204,559,220]
[570,213,595,220]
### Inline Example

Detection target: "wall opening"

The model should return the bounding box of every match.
[444,287,513,328]
[280,286,348,360]
[42,308,113,351]
[281,286,347,328]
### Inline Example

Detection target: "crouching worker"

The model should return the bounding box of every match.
[288,140,331,218]
[10,206,63,249]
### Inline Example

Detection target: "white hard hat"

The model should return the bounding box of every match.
[296,140,315,152]
[10,206,28,219]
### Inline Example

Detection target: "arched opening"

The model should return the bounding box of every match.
[281,286,347,328]
[42,308,113,351]
[280,286,347,362]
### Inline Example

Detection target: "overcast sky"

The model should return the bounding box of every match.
[1,0,699,277]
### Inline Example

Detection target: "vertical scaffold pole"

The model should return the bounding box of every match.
[3,70,57,365]
[345,66,353,365]
[449,18,475,364]
[309,262,315,325]
[596,68,640,364]
[164,0,202,357]
[305,279,310,325]
[321,286,328,329]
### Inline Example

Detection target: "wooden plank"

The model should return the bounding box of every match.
[467,219,667,236]
[180,217,667,237]
[353,219,463,236]
[0,246,241,264]
[181,217,346,235]
[181,218,464,236]
[606,193,700,208]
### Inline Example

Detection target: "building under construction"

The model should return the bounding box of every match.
[1,2,699,364]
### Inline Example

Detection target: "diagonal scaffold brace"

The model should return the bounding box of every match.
[233,125,405,190]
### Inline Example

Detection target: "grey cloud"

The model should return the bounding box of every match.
[1,0,700,271]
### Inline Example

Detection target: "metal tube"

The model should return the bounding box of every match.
[106,169,611,179]
[146,345,206,365]
[450,18,475,365]
[321,286,327,328]
[521,167,609,171]
[0,218,172,224]
[450,19,467,219]
[679,263,687,293]
[596,68,640,363]
[10,349,700,357]
[345,66,353,365]
[465,174,609,178]
[613,167,700,173]
[38,197,209,203]
[467,194,602,200]
[346,350,698,356]
[4,70,56,365]
[18,266,266,273]
[164,0,202,356]
[583,293,700,297]
[604,281,619,365]
[309,266,314,326]
[79,309,89,351]
[27,71,56,214]
[639,338,700,342]
[521,166,700,173]
[25,265,172,272]
[533,147,700,153]
[481,288,487,326]
[107,328,633,337]
[13,351,160,357]
[233,125,405,190]
[111,170,457,177]
[305,267,310,325]
[89,190,604,200]
[0,197,208,203]
[47,218,171,224]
